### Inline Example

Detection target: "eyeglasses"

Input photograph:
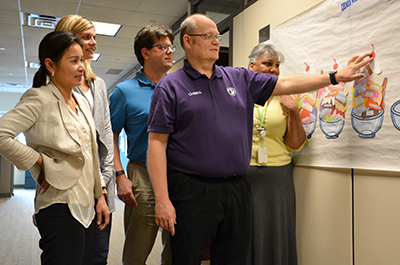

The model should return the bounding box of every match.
[187,33,222,42]
[149,44,176,52]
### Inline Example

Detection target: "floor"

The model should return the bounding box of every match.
[0,189,210,264]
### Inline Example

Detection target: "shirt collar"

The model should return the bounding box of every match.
[136,69,157,88]
[183,59,222,80]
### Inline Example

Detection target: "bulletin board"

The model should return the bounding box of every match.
[270,0,400,171]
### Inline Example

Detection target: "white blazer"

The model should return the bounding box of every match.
[0,82,103,198]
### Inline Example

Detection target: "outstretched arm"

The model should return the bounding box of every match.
[273,53,373,96]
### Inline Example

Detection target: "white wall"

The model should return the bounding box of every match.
[0,92,23,112]
[0,92,24,185]
[233,0,323,68]
[168,60,184,74]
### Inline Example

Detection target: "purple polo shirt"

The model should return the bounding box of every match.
[148,60,278,177]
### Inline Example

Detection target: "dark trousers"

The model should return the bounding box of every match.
[35,203,95,265]
[90,210,112,265]
[168,170,252,265]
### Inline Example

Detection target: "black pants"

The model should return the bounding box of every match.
[35,203,95,265]
[168,170,252,265]
[90,202,112,265]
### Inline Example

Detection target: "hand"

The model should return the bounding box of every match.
[155,199,177,236]
[337,52,374,82]
[116,174,138,208]
[36,156,50,193]
[96,195,110,230]
[280,95,298,116]
[40,178,50,193]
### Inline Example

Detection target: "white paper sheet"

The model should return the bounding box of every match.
[270,0,400,171]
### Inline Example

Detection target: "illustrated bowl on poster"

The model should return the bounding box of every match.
[319,118,344,139]
[351,109,384,138]
[302,116,316,139]
[300,104,318,139]
[390,100,400,131]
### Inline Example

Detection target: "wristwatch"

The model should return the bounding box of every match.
[329,70,338,85]
[116,170,125,177]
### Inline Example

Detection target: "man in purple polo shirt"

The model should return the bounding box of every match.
[147,13,372,265]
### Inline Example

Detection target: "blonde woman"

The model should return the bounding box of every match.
[55,15,115,264]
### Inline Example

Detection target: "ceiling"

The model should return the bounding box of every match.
[0,0,190,94]
[0,0,237,95]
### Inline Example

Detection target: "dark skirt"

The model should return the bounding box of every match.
[245,163,297,265]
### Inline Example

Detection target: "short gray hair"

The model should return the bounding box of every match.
[248,42,284,69]
[180,14,211,49]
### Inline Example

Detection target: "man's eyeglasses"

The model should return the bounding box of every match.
[149,44,176,52]
[187,33,222,42]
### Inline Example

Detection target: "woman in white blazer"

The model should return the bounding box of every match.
[0,31,110,265]
[55,15,115,264]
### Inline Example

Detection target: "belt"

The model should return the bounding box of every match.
[168,169,244,181]
[223,173,243,179]
[130,160,146,168]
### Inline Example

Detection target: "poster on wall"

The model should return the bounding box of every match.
[270,0,400,171]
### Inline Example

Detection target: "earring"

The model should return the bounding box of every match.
[51,72,54,77]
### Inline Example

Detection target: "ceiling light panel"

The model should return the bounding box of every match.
[91,21,122,37]
[26,14,59,29]
[25,13,122,37]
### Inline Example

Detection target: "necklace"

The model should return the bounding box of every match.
[141,71,157,87]
[67,96,78,114]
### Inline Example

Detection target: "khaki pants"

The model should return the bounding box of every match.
[122,161,171,265]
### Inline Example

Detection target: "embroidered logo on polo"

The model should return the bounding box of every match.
[188,91,202,96]
[226,87,237,97]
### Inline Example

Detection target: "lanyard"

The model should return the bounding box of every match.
[256,102,269,128]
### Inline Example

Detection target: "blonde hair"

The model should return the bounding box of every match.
[55,14,97,83]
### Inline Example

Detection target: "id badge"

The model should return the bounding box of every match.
[257,147,268,164]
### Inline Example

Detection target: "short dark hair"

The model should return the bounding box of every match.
[134,25,174,66]
[33,31,80,88]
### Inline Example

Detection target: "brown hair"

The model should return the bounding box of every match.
[134,25,174,66]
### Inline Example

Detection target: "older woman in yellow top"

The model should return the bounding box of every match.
[0,31,109,265]
[246,42,306,265]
